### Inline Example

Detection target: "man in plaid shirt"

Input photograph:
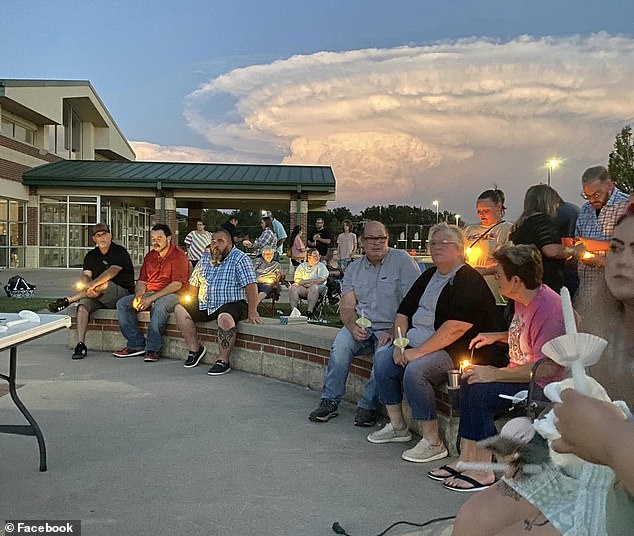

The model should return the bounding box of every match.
[575,165,630,302]
[174,228,261,376]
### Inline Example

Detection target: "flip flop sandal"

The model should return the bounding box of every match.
[443,474,495,492]
[427,464,462,481]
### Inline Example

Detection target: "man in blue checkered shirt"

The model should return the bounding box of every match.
[174,228,261,376]
[575,165,630,303]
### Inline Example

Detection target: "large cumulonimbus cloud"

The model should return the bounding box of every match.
[135,33,634,216]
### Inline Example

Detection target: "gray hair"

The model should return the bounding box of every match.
[428,222,465,250]
[581,165,611,185]
[262,246,275,254]
[361,220,388,238]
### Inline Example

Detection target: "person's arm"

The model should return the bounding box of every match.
[89,265,123,290]
[463,362,533,383]
[244,282,262,324]
[339,290,370,342]
[142,281,183,306]
[576,237,611,252]
[79,270,93,287]
[470,331,509,348]
[402,319,472,363]
[552,389,634,495]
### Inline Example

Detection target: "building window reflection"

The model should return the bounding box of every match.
[0,198,26,268]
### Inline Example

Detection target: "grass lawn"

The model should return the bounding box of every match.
[0,297,52,313]
[259,302,343,328]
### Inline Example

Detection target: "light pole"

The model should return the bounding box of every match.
[433,200,439,223]
[546,159,561,186]
[455,214,461,227]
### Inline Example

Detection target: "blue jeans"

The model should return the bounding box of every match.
[321,327,382,410]
[458,379,528,441]
[374,344,453,421]
[116,293,180,353]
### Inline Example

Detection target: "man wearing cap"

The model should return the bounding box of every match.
[48,223,135,360]
[264,210,288,261]
[114,223,190,362]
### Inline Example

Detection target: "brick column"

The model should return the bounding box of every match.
[26,188,39,268]
[154,196,178,240]
[289,199,308,232]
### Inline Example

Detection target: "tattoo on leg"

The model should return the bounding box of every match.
[523,514,549,531]
[218,327,236,350]
[497,481,523,502]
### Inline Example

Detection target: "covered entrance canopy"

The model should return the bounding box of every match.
[22,160,336,267]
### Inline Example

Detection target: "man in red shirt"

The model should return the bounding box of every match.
[113,224,189,362]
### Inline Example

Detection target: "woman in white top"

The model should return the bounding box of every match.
[337,220,357,269]
[463,188,513,304]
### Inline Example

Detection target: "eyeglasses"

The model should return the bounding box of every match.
[363,236,388,242]
[580,187,606,200]
[429,240,459,248]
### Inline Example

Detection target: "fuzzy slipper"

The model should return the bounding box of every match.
[427,464,462,481]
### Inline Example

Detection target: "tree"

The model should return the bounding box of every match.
[608,125,634,193]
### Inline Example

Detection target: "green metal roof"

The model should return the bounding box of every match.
[22,160,336,192]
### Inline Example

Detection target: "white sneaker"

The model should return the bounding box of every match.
[401,438,448,463]
[367,423,413,444]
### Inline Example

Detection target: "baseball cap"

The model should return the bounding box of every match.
[92,223,111,235]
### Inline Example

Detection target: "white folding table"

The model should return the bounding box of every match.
[0,313,71,471]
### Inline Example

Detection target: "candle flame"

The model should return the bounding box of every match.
[460,360,471,372]
[582,251,595,259]
[75,281,85,290]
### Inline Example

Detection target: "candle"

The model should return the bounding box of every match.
[356,309,371,329]
[397,326,403,339]
[560,287,577,335]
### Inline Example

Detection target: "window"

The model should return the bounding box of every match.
[0,116,35,145]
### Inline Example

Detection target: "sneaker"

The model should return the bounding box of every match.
[184,345,207,368]
[354,407,377,427]
[72,342,87,360]
[401,438,448,463]
[144,351,160,362]
[112,347,145,358]
[48,297,70,313]
[367,422,413,444]
[207,360,231,376]
[308,399,338,422]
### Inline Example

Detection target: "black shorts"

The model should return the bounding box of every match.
[186,300,248,324]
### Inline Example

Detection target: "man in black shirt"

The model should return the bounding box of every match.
[307,217,332,258]
[48,223,135,359]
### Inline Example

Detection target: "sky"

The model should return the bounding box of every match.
[3,0,634,221]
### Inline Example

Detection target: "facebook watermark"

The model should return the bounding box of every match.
[4,521,81,534]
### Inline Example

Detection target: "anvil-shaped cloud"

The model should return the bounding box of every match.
[132,33,634,218]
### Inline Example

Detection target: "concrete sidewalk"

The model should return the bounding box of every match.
[0,329,464,536]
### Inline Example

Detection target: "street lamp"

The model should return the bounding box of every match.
[455,214,461,227]
[433,200,439,223]
[546,159,561,186]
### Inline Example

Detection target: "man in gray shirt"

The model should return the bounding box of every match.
[309,221,421,426]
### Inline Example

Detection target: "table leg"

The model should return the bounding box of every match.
[0,346,47,471]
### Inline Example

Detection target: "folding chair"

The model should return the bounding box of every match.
[258,283,281,316]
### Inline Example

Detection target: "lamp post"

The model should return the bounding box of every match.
[455,214,461,227]
[546,159,561,186]
[433,200,439,223]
